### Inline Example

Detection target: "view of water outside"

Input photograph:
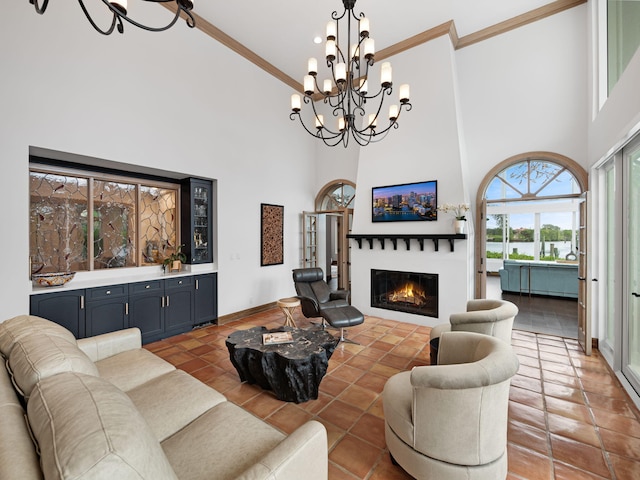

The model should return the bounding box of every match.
[487,241,575,258]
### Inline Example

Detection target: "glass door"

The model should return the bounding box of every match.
[577,194,591,355]
[302,212,318,268]
[623,138,640,391]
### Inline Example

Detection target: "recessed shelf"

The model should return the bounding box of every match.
[347,234,466,252]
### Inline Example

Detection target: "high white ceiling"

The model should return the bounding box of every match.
[191,0,556,83]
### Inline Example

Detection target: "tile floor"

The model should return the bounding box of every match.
[487,275,579,339]
[145,308,640,480]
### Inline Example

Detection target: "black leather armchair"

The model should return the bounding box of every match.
[292,268,364,343]
[292,268,349,318]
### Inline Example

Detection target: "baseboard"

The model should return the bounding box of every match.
[217,302,277,325]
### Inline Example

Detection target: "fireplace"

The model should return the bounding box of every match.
[371,269,438,317]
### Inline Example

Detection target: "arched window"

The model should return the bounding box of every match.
[316,180,356,211]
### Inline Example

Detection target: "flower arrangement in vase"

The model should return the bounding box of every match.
[438,203,470,233]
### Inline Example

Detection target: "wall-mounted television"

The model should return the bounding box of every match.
[372,180,437,222]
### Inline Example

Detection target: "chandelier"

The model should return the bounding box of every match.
[27,0,195,35]
[290,0,411,148]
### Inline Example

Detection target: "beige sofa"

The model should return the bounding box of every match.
[0,315,328,480]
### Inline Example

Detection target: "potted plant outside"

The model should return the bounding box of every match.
[163,245,187,272]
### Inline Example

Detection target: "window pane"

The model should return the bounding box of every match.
[608,0,640,94]
[30,172,89,273]
[93,180,136,269]
[139,186,177,265]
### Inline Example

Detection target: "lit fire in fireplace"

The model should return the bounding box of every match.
[388,282,427,306]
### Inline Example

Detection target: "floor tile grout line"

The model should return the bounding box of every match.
[566,338,618,480]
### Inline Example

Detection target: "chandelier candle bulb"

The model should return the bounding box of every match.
[336,63,347,83]
[359,17,370,36]
[315,115,324,129]
[364,38,375,59]
[368,114,377,128]
[350,45,359,60]
[325,39,337,61]
[291,94,301,112]
[308,58,318,76]
[399,84,410,103]
[338,117,346,131]
[323,79,333,95]
[381,62,392,87]
[111,0,127,15]
[326,21,337,40]
[304,75,315,95]
[389,104,399,121]
[360,79,369,95]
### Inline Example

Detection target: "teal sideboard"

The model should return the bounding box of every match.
[498,260,578,298]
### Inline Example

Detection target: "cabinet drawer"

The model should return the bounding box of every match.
[165,276,193,290]
[86,284,128,301]
[130,280,163,295]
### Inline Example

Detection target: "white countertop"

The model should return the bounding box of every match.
[30,264,217,295]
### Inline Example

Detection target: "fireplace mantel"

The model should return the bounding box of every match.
[347,234,466,252]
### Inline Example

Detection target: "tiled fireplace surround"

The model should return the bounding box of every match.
[146,307,640,480]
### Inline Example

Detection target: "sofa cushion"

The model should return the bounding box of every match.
[27,372,178,480]
[127,369,226,442]
[94,348,175,392]
[162,401,285,480]
[8,333,98,398]
[0,363,42,480]
[0,315,76,357]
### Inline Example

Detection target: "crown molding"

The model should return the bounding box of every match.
[163,0,586,94]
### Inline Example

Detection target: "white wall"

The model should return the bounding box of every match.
[350,37,471,327]
[347,8,589,327]
[457,5,590,197]
[0,3,317,319]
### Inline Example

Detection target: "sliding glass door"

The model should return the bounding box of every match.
[623,138,640,391]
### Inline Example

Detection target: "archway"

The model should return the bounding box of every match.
[474,152,588,346]
[306,180,355,291]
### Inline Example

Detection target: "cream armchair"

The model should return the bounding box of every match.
[383,331,520,480]
[429,299,518,363]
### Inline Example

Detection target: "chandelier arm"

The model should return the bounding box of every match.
[77,0,120,35]
[97,0,192,33]
[30,0,50,14]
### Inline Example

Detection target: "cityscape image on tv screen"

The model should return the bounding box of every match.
[372,180,437,222]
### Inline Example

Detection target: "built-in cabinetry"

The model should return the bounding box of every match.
[30,273,217,344]
[182,178,213,265]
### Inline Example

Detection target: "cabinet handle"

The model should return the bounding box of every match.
[145,285,150,289]
[125,303,129,315]
[166,295,170,307]
[196,279,199,290]
[106,290,111,295]
[80,295,85,310]
[161,296,165,308]
[633,292,640,298]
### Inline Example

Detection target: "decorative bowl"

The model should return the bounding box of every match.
[31,271,76,288]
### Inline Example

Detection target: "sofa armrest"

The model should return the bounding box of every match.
[236,420,328,480]
[77,328,142,362]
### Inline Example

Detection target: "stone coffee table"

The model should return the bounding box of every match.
[225,326,338,403]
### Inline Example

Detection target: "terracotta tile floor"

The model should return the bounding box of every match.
[145,308,640,479]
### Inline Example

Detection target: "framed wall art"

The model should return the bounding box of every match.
[260,203,284,266]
